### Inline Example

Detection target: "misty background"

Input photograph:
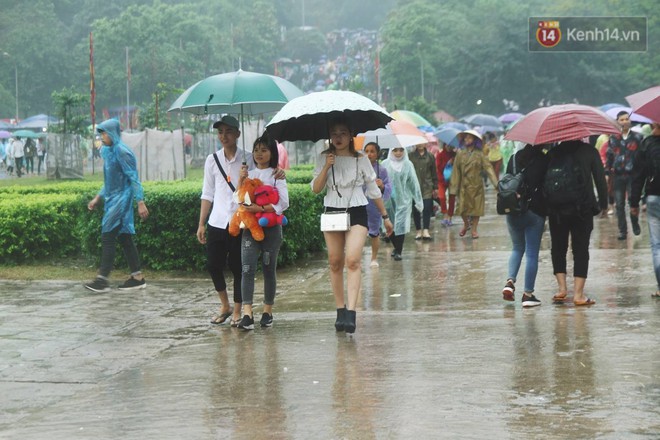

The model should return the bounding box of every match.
[0,0,657,128]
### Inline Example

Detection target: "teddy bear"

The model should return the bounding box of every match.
[254,184,288,227]
[228,177,265,241]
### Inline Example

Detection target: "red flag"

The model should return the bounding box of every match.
[89,32,96,128]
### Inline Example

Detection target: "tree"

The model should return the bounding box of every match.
[51,87,89,135]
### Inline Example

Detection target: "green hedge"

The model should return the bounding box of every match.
[0,179,325,270]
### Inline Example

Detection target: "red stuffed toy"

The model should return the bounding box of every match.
[254,184,288,227]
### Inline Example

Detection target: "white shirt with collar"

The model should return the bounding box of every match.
[201,148,254,229]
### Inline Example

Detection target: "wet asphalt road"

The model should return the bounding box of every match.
[0,196,658,439]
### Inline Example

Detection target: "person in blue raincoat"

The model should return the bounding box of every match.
[381,147,423,261]
[84,119,149,293]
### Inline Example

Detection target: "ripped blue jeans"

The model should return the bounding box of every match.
[241,225,283,306]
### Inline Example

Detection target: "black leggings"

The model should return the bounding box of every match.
[206,225,242,303]
[413,198,434,230]
[549,213,593,278]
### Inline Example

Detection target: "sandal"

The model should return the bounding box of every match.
[230,316,241,327]
[471,232,479,239]
[552,292,568,303]
[210,309,233,325]
[574,297,596,306]
[459,228,468,237]
[652,291,660,298]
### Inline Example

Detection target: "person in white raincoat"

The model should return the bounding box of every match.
[381,147,423,260]
[84,119,149,293]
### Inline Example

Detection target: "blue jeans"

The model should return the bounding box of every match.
[646,195,660,290]
[506,211,545,293]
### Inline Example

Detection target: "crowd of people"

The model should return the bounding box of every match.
[0,136,46,177]
[79,109,660,335]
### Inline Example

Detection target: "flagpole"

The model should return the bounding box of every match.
[126,47,130,130]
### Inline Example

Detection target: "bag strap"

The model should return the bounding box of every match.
[213,152,236,192]
[325,157,358,213]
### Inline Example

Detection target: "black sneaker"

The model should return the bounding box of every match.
[84,278,110,293]
[502,280,515,301]
[260,313,273,328]
[617,233,627,240]
[521,293,541,308]
[392,253,402,261]
[118,277,146,290]
[238,315,254,330]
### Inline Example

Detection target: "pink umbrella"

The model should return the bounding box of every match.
[625,85,660,123]
[504,104,620,145]
[0,130,11,139]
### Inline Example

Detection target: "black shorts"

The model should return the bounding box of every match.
[326,205,368,228]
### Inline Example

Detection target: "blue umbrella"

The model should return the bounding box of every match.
[16,114,59,129]
[599,103,626,112]
[439,121,469,131]
[434,127,461,147]
[498,112,524,124]
[460,113,503,128]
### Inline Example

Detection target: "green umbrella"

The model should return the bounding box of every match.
[390,110,433,128]
[167,69,303,158]
[167,69,303,116]
[13,129,42,138]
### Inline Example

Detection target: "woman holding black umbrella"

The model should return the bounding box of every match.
[311,117,393,334]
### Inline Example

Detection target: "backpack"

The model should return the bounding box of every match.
[543,148,587,211]
[496,156,530,215]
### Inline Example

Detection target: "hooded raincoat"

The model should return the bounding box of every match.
[382,148,423,236]
[97,119,144,234]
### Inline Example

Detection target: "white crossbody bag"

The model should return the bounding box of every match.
[320,158,358,232]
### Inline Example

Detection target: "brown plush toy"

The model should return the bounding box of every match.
[228,177,265,241]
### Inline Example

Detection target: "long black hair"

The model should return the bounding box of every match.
[253,131,279,168]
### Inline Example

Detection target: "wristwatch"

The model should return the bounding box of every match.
[382,214,389,219]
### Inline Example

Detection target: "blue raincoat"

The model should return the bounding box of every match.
[97,119,144,234]
[382,148,423,236]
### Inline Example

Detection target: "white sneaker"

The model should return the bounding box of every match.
[370,260,379,268]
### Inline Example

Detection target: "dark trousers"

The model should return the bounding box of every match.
[37,155,44,174]
[14,157,23,177]
[25,156,34,174]
[613,175,639,235]
[206,225,242,304]
[413,198,434,230]
[99,227,141,278]
[549,213,593,278]
[390,234,405,254]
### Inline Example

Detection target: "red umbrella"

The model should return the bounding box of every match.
[625,85,660,123]
[504,104,620,145]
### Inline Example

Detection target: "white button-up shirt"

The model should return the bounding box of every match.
[201,148,254,229]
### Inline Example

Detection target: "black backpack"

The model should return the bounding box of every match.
[497,156,531,215]
[543,148,587,211]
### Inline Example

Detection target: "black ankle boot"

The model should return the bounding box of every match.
[335,307,346,331]
[345,310,356,334]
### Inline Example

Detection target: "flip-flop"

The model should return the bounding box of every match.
[459,229,467,237]
[652,291,660,298]
[552,293,568,303]
[210,310,232,325]
[471,232,479,239]
[574,297,596,306]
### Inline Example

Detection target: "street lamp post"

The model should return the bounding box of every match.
[13,62,18,122]
[2,52,18,122]
[417,42,424,100]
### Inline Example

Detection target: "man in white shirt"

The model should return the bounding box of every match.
[11,137,25,177]
[197,116,253,326]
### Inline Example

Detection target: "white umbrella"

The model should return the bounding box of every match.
[266,90,392,142]
[356,120,428,149]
